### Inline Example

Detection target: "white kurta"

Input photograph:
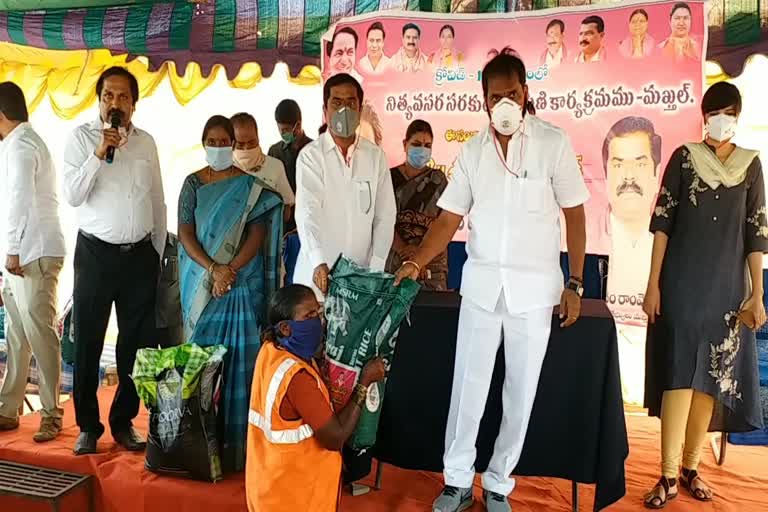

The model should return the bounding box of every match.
[294,132,396,299]
[437,117,589,495]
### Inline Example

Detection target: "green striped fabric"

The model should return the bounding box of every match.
[0,0,760,68]
[214,0,237,52]
[304,0,332,56]
[168,2,192,51]
[125,4,153,54]
[257,0,279,50]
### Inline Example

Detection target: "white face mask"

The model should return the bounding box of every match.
[491,98,523,136]
[706,113,737,143]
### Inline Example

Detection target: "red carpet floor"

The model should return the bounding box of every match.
[1,390,766,512]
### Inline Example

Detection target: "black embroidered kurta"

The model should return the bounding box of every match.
[645,145,768,432]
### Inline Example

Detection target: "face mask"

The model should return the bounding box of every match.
[281,124,297,145]
[407,146,432,169]
[277,318,324,361]
[206,146,234,172]
[234,147,265,172]
[706,114,737,143]
[491,98,524,136]
[330,107,360,138]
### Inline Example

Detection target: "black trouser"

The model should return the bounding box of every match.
[72,232,159,435]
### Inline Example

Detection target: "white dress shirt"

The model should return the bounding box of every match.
[0,123,66,266]
[359,54,391,74]
[244,155,295,205]
[437,116,589,313]
[294,132,396,297]
[61,118,167,257]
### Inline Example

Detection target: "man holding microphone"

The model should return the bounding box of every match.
[62,67,166,456]
[395,54,589,512]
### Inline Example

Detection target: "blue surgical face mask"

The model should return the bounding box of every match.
[205,146,234,172]
[407,146,432,169]
[277,318,324,361]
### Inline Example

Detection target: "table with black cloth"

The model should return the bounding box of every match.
[373,292,628,512]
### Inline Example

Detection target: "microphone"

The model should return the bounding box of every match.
[106,110,121,164]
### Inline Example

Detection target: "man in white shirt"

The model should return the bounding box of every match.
[395,54,589,512]
[294,72,396,300]
[603,116,660,324]
[575,15,607,63]
[539,19,568,69]
[62,67,167,456]
[359,22,390,75]
[231,112,295,223]
[0,82,66,442]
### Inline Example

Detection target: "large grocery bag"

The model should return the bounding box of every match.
[324,256,420,450]
[133,343,226,482]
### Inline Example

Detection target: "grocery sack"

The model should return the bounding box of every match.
[133,343,226,482]
[324,256,420,450]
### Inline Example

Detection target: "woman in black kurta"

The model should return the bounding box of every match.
[642,82,768,508]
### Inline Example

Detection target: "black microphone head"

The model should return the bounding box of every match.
[109,110,122,128]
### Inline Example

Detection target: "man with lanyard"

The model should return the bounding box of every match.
[62,67,167,455]
[395,53,589,512]
[294,72,395,301]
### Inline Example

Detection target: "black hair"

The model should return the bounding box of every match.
[670,2,692,18]
[318,123,328,135]
[326,26,358,57]
[367,22,385,39]
[201,115,235,145]
[482,53,527,98]
[0,82,28,122]
[323,73,364,108]
[482,53,536,115]
[261,285,316,343]
[439,24,455,37]
[629,9,649,22]
[96,66,140,106]
[405,119,433,140]
[275,99,301,125]
[701,82,742,116]
[581,15,605,33]
[547,19,565,33]
[402,23,421,37]
[602,116,662,177]
[230,112,258,131]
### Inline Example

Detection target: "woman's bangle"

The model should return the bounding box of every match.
[352,383,367,407]
[402,260,421,274]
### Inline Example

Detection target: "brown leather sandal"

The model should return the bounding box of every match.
[680,468,714,501]
[644,477,678,509]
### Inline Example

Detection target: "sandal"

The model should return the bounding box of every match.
[644,477,678,509]
[680,468,714,501]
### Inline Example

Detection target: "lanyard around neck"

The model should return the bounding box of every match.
[492,128,526,178]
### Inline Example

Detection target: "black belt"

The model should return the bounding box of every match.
[79,230,151,253]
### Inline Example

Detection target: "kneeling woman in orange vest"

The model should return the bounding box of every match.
[246,284,386,512]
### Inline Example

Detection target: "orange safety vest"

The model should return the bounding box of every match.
[246,342,342,512]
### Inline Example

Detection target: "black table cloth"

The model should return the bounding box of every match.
[374,292,628,511]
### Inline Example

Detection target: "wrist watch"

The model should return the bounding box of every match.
[567,277,584,297]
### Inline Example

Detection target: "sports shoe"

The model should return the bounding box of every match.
[433,485,474,512]
[483,490,512,512]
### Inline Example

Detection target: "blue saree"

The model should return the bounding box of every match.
[178,173,283,472]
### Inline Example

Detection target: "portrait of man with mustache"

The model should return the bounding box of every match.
[575,15,607,63]
[603,116,662,329]
[392,22,428,73]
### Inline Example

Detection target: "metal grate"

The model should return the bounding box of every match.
[0,460,90,499]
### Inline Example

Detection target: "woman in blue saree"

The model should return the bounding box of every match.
[178,115,283,472]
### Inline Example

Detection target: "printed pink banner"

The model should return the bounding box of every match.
[321,0,706,272]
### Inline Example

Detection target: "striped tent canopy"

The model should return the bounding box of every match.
[0,0,765,78]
